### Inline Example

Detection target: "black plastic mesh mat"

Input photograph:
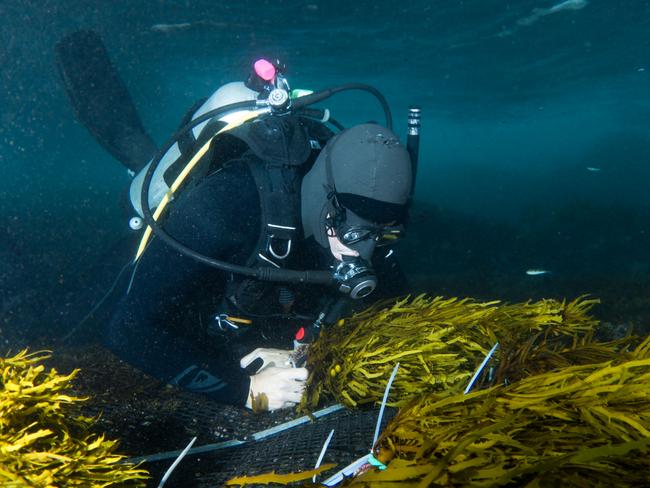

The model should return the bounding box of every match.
[143,406,396,487]
[46,347,395,486]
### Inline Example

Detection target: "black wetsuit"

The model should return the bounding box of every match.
[106,151,409,406]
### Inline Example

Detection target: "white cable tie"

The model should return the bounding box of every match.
[464,342,499,394]
[157,436,197,488]
[372,362,400,448]
[313,429,335,482]
[322,454,371,486]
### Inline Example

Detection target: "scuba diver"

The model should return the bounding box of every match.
[55,31,420,411]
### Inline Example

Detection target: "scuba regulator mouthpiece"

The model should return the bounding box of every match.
[333,256,377,299]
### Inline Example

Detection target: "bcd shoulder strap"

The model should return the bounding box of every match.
[244,153,302,269]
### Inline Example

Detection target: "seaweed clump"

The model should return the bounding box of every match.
[301,295,610,411]
[355,336,650,487]
[230,295,649,486]
[0,349,148,486]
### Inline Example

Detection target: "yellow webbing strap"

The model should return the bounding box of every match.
[135,110,264,260]
[225,315,252,325]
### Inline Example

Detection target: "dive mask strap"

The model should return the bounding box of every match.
[324,137,350,230]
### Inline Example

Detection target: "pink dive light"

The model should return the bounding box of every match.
[253,58,276,83]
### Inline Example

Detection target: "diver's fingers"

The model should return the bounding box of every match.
[248,367,308,411]
[240,348,264,369]
[284,367,308,381]
[241,348,295,369]
[283,390,304,405]
[281,383,306,406]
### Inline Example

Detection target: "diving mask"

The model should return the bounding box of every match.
[337,223,404,247]
[326,197,405,251]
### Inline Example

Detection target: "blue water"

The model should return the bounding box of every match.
[1,0,649,341]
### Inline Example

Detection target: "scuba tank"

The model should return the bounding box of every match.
[133,59,420,300]
[128,82,260,217]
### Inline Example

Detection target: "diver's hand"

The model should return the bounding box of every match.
[240,347,294,374]
[246,366,308,411]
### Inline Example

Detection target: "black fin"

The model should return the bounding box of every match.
[54,30,157,172]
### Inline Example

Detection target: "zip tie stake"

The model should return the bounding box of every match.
[157,436,197,488]
[313,429,335,482]
[323,364,400,486]
[372,362,400,448]
[464,342,499,394]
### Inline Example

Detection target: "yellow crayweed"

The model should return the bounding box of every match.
[359,340,650,487]
[301,295,621,411]
[0,349,148,487]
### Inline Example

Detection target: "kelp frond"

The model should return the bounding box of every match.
[0,349,149,486]
[355,339,650,487]
[225,463,336,486]
[301,295,617,411]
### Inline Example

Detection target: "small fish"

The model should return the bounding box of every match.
[586,166,601,172]
[150,22,192,33]
[526,269,551,276]
[518,0,588,26]
[150,20,229,34]
[547,0,589,14]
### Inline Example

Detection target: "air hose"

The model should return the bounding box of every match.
[139,82,393,286]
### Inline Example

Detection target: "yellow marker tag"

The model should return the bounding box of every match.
[226,316,252,325]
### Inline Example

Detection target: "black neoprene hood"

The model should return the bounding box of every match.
[301,123,413,248]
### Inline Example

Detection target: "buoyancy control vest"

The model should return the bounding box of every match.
[192,114,334,322]
[133,74,406,301]
[144,104,335,272]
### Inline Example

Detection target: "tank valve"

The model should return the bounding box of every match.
[267,88,290,111]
